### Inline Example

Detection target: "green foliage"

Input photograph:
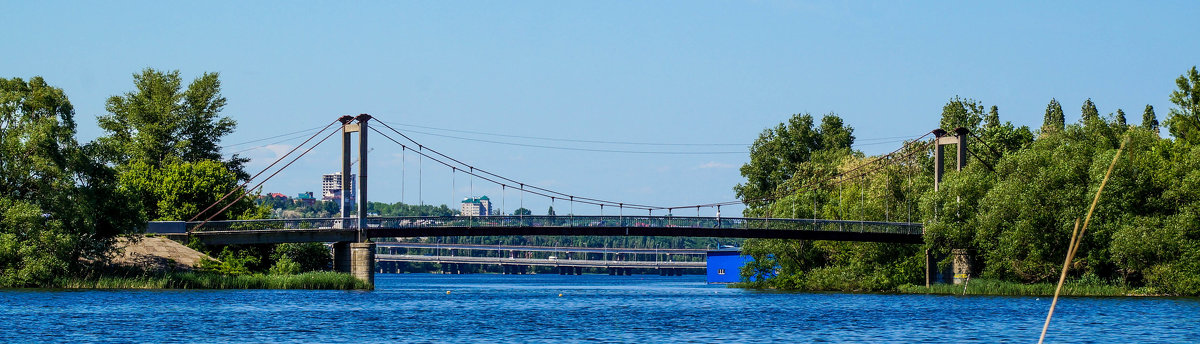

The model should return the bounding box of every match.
[119,160,264,221]
[0,77,143,287]
[369,201,456,217]
[547,206,556,216]
[272,242,331,272]
[1042,98,1066,132]
[939,96,985,133]
[1166,66,1200,145]
[1143,105,1159,132]
[54,271,367,290]
[268,256,302,275]
[895,277,1130,296]
[97,68,247,179]
[735,113,854,213]
[739,81,1200,295]
[198,247,260,275]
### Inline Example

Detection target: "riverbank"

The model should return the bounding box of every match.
[50,271,369,290]
[736,278,1153,297]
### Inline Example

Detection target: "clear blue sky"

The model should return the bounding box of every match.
[5,1,1198,216]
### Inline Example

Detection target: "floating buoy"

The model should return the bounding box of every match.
[446,290,452,295]
[558,293,563,297]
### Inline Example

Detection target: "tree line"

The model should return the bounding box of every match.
[738,67,1200,295]
[0,69,320,286]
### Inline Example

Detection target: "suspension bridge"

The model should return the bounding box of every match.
[152,114,989,288]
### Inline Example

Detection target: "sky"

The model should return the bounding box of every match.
[5,1,1198,217]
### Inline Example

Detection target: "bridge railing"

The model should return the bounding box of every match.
[186,215,922,236]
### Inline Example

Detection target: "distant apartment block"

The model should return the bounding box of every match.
[460,196,492,216]
[321,172,356,203]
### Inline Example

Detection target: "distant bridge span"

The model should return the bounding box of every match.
[376,254,705,269]
[177,215,924,246]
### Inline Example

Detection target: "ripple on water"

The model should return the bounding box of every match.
[2,275,1199,343]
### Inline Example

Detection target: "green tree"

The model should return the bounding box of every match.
[273,242,332,272]
[984,105,1000,131]
[1166,66,1200,144]
[1115,109,1127,127]
[97,68,247,179]
[939,97,985,133]
[0,77,142,287]
[1042,98,1065,132]
[1081,98,1100,124]
[735,113,854,211]
[118,160,265,221]
[547,206,556,216]
[1143,105,1159,133]
[512,207,532,215]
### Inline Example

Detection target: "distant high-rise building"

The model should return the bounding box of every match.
[460,196,492,216]
[321,172,356,203]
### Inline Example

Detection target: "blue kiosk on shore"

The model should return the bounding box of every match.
[705,248,752,284]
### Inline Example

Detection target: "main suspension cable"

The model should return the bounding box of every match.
[189,119,340,222]
[193,126,340,230]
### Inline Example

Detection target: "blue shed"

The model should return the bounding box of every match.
[706,248,752,284]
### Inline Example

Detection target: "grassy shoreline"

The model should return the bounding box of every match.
[48,271,369,290]
[736,278,1159,297]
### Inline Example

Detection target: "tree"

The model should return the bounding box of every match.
[1143,105,1159,133]
[1166,66,1200,144]
[512,207,532,215]
[1081,98,1100,124]
[1042,98,1065,132]
[118,160,265,221]
[939,97,984,133]
[97,68,247,179]
[984,106,1001,131]
[0,77,142,287]
[735,113,854,211]
[547,206,556,216]
[1115,109,1128,127]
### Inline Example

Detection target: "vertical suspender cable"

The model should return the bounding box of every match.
[419,145,423,205]
[401,145,405,205]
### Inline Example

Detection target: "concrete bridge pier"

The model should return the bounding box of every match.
[333,242,351,273]
[350,242,375,289]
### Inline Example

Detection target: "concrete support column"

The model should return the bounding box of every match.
[333,241,351,273]
[954,127,969,171]
[351,242,375,289]
[952,249,973,285]
[356,114,371,242]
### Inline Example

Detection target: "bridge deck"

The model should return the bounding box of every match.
[181,215,923,246]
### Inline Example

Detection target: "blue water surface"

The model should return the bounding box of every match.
[1,274,1197,343]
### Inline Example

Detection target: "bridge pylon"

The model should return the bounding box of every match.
[932,127,968,192]
[334,114,375,289]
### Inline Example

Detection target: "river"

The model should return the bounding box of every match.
[2,274,1197,343]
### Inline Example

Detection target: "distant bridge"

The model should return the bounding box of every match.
[376,254,705,269]
[375,242,709,255]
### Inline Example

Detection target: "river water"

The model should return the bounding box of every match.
[2,274,1198,343]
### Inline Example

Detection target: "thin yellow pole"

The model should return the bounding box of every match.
[1038,137,1126,344]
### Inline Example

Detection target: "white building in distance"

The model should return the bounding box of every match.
[321,172,356,203]
[460,196,492,216]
